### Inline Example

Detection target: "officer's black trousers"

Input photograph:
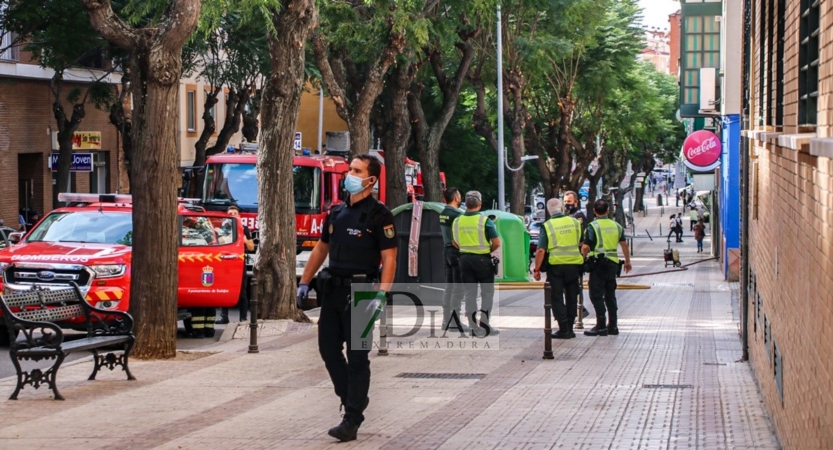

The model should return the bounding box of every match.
[547,264,582,325]
[459,254,495,327]
[318,285,370,426]
[588,260,618,327]
[442,246,464,328]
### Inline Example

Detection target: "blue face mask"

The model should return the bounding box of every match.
[345,175,370,194]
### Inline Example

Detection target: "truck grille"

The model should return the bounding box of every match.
[4,266,92,287]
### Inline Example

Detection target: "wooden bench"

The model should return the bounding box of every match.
[0,283,136,400]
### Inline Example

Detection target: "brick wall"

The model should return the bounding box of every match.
[746,0,833,448]
[0,77,119,227]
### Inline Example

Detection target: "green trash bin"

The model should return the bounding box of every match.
[480,210,530,282]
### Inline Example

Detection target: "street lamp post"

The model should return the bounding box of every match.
[497,4,505,212]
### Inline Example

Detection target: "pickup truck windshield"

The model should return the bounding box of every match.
[203,163,321,213]
[27,212,133,245]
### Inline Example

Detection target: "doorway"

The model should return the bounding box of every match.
[17,153,43,224]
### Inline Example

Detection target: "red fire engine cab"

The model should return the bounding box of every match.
[0,193,246,339]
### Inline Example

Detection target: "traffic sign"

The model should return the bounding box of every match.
[294,132,302,151]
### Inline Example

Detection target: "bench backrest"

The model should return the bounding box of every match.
[0,285,86,327]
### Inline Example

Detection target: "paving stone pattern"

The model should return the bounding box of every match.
[0,203,780,449]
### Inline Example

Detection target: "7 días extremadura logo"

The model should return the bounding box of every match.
[350,283,500,351]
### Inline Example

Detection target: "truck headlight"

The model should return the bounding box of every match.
[91,264,126,278]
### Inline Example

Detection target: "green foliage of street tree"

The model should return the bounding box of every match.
[187,11,270,167]
[312,0,440,157]
[3,0,120,207]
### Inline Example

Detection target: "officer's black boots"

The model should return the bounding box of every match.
[608,319,619,335]
[328,419,359,442]
[217,308,230,324]
[583,324,608,336]
[552,321,574,339]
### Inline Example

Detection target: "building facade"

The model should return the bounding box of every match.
[743,0,833,447]
[639,27,671,74]
[0,42,121,228]
[177,78,348,167]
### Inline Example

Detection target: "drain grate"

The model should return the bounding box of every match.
[704,362,727,366]
[396,373,486,380]
[651,282,695,288]
[643,384,693,389]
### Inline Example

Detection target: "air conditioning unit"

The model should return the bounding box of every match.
[699,67,717,112]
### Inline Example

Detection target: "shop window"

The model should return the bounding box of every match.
[798,0,819,126]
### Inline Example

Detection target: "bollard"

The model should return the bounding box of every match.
[248,276,259,354]
[377,294,389,356]
[575,274,585,330]
[657,193,663,206]
[543,282,554,359]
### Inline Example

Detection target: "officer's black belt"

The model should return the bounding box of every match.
[330,274,375,287]
[460,253,492,258]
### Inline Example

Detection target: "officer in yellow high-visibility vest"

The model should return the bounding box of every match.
[452,190,501,335]
[532,198,583,339]
[581,199,632,336]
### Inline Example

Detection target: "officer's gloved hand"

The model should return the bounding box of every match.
[297,283,309,309]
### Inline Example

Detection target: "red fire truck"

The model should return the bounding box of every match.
[0,193,246,341]
[198,148,444,253]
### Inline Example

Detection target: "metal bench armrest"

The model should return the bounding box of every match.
[69,283,134,336]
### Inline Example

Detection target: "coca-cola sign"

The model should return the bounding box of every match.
[682,130,722,172]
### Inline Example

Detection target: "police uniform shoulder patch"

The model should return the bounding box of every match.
[384,224,395,238]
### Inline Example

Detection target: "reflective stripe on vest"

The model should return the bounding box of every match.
[590,219,621,263]
[452,214,490,254]
[543,216,583,265]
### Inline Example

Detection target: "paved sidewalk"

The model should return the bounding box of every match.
[0,202,780,449]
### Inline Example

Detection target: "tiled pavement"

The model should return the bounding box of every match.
[0,201,781,449]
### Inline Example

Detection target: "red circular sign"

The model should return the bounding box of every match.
[683,130,721,170]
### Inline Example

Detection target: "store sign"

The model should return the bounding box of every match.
[682,130,721,172]
[51,131,102,150]
[72,131,102,149]
[49,153,94,172]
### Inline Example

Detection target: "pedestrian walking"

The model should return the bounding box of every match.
[452,190,501,335]
[694,218,706,253]
[675,190,680,207]
[581,199,632,336]
[563,190,591,319]
[667,214,677,241]
[297,154,398,442]
[219,205,255,323]
[533,198,583,339]
[675,214,684,242]
[439,187,466,332]
[689,206,698,232]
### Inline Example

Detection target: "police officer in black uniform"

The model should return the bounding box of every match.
[438,187,467,332]
[297,154,397,442]
[564,190,591,319]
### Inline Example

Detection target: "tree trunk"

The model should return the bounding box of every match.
[81,0,201,359]
[194,88,220,167]
[311,31,404,156]
[53,97,86,207]
[375,62,411,210]
[509,131,526,216]
[109,70,133,192]
[242,90,260,142]
[255,0,316,321]
[207,88,248,155]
